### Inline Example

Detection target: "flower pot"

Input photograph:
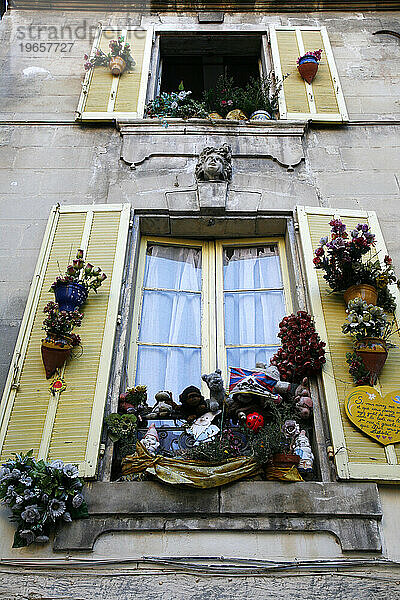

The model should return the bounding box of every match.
[250,110,272,121]
[208,112,223,120]
[41,335,73,379]
[272,453,300,469]
[297,56,319,84]
[226,109,247,121]
[355,337,388,384]
[343,284,378,306]
[54,282,87,312]
[109,56,126,76]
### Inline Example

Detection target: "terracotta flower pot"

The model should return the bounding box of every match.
[343,284,378,306]
[272,453,300,469]
[297,57,319,84]
[109,56,126,76]
[41,335,72,379]
[355,337,388,384]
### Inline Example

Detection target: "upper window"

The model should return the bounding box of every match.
[159,34,262,100]
[128,236,292,403]
[76,25,348,124]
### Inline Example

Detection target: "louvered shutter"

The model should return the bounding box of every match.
[298,206,400,482]
[76,26,154,121]
[0,204,130,477]
[269,26,348,123]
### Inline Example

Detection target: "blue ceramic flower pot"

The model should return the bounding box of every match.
[54,282,88,312]
[298,55,318,65]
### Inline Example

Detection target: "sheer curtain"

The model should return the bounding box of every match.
[223,246,285,371]
[136,245,202,406]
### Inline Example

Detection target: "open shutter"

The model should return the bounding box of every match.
[0,204,130,477]
[76,26,154,121]
[298,206,400,482]
[269,26,348,123]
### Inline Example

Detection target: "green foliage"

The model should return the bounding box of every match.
[0,451,87,548]
[235,74,285,117]
[202,75,240,117]
[346,351,371,386]
[105,413,138,461]
[246,422,284,464]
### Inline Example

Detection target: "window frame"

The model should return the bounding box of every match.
[127,235,293,401]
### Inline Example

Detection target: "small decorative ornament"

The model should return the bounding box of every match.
[246,412,264,432]
[345,386,400,445]
[49,377,67,395]
[226,109,247,121]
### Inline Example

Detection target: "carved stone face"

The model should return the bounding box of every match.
[203,153,225,181]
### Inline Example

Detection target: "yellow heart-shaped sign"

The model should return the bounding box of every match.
[345,386,400,445]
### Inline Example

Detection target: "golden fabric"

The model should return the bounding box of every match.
[265,464,303,482]
[122,442,262,488]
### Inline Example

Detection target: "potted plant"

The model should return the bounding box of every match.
[0,451,88,548]
[84,36,136,76]
[236,73,288,120]
[50,249,107,313]
[342,298,398,383]
[202,75,242,119]
[41,301,82,378]
[297,48,322,84]
[313,219,398,312]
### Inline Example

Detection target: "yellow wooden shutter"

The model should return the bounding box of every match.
[0,204,130,477]
[76,26,154,122]
[298,206,400,482]
[269,26,348,123]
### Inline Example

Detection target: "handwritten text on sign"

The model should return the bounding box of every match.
[345,386,400,445]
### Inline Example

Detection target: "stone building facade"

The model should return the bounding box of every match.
[0,2,400,599]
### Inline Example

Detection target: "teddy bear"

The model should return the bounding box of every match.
[201,368,225,413]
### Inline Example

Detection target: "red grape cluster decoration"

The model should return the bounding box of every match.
[271,311,326,382]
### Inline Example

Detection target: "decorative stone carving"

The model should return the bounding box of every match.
[195,144,232,182]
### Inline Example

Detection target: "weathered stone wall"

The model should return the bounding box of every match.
[0,8,399,596]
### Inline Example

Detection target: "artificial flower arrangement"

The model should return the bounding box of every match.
[313,219,398,312]
[84,36,136,75]
[0,451,88,548]
[270,311,326,383]
[41,250,107,379]
[297,49,322,84]
[342,298,399,384]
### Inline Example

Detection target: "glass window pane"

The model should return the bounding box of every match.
[144,244,202,291]
[139,290,201,345]
[224,290,285,345]
[227,347,279,372]
[135,346,201,406]
[223,245,282,290]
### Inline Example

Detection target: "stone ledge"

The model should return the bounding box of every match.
[54,482,383,553]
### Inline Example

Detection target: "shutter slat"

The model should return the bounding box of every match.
[0,205,130,477]
[298,206,400,481]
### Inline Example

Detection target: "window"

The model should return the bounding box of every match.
[128,236,292,403]
[158,34,262,100]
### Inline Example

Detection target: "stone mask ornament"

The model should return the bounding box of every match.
[195,144,232,182]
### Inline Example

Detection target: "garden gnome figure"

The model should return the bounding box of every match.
[187,411,221,446]
[141,423,160,456]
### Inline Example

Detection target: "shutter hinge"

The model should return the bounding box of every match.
[117,314,122,325]
[294,221,299,231]
[99,443,106,458]
[129,219,134,229]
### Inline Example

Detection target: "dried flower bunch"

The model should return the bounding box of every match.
[342,298,393,341]
[0,451,88,548]
[84,36,136,71]
[271,311,326,382]
[297,49,322,64]
[346,351,371,387]
[50,249,107,294]
[42,301,82,346]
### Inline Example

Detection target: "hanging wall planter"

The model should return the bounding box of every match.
[355,337,388,384]
[41,334,73,379]
[109,56,126,76]
[343,284,378,307]
[54,281,88,312]
[297,49,322,84]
